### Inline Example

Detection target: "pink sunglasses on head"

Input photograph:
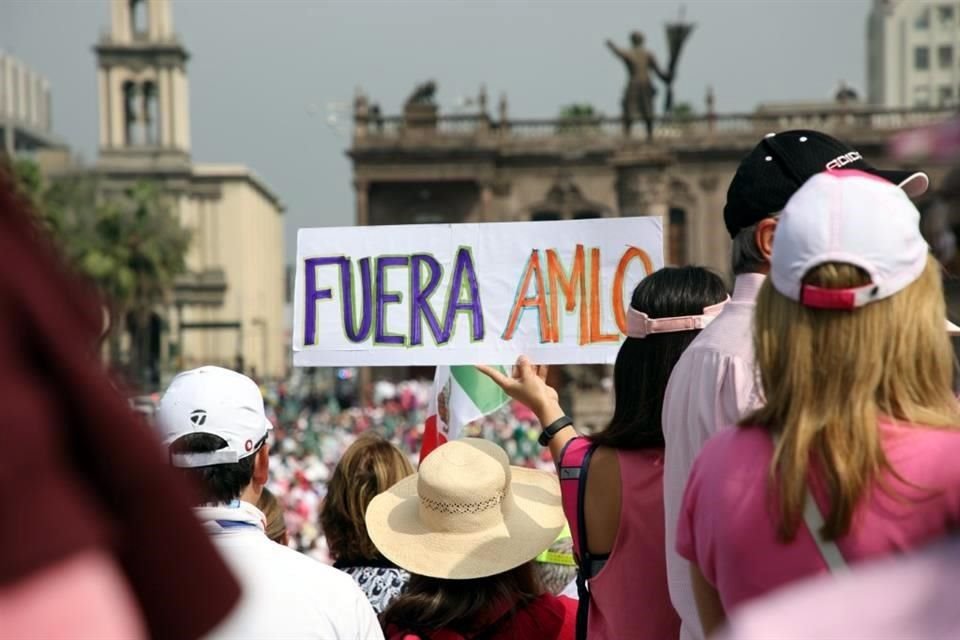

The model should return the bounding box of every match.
[625,297,730,339]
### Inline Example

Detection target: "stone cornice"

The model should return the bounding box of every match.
[94,39,189,70]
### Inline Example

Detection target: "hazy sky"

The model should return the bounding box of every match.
[2,0,870,261]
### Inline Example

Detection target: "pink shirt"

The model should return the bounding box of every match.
[677,421,960,613]
[662,273,765,640]
[717,537,960,640]
[586,448,681,640]
[0,549,145,640]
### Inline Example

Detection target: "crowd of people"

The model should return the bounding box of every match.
[255,376,553,554]
[4,126,960,640]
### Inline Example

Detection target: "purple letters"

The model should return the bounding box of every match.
[443,248,484,342]
[302,248,484,347]
[410,254,443,346]
[303,256,372,345]
[375,256,408,345]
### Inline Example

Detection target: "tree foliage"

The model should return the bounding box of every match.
[668,101,695,121]
[556,103,604,134]
[12,159,190,388]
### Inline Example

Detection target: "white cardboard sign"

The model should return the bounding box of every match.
[293,217,663,366]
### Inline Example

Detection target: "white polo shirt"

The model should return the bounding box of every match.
[200,502,384,640]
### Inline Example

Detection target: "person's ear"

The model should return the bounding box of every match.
[252,445,269,488]
[754,217,779,263]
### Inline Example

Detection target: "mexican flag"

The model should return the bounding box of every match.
[420,365,510,464]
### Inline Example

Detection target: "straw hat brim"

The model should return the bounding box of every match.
[365,467,564,580]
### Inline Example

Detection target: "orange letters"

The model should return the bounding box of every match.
[504,245,654,344]
[612,247,655,334]
[503,250,551,341]
[589,247,619,343]
[546,246,586,344]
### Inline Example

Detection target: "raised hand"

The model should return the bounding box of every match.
[476,356,564,426]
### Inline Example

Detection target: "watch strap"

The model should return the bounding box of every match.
[538,415,574,446]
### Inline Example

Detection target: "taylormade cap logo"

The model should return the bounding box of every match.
[189,409,208,426]
[825,151,862,171]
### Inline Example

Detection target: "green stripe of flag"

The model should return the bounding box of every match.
[450,365,510,414]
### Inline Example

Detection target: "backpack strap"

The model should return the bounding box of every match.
[770,432,848,573]
[557,437,606,640]
[802,484,848,572]
[557,437,591,553]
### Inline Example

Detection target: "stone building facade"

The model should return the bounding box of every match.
[349,90,955,424]
[350,92,954,277]
[95,0,286,380]
[868,0,960,109]
[0,52,69,167]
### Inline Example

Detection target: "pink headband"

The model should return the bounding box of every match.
[625,297,730,339]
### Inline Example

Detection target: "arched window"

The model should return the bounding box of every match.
[668,207,687,265]
[122,80,138,145]
[143,81,158,144]
[130,0,148,37]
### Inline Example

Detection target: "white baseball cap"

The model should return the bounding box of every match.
[155,366,272,468]
[771,169,929,311]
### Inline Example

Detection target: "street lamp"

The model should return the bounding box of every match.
[663,9,695,114]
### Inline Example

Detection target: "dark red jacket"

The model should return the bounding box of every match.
[0,169,240,638]
[386,593,577,640]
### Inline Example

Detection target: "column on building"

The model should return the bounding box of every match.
[0,56,12,154]
[173,68,190,151]
[354,178,369,226]
[158,66,172,146]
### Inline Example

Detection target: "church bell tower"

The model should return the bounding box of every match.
[95,0,191,171]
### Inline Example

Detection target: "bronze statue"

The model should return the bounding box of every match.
[606,32,670,139]
[405,80,437,107]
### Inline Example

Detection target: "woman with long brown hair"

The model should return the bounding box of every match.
[368,438,576,640]
[675,170,960,635]
[257,487,288,546]
[321,433,415,613]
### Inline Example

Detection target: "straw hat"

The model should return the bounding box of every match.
[365,438,564,580]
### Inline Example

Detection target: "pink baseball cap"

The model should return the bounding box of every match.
[770,169,930,311]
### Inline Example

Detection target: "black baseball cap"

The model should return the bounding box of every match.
[723,129,929,238]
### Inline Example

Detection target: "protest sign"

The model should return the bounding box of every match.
[293,217,663,366]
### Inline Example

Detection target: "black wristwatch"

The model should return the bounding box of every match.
[538,415,574,446]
